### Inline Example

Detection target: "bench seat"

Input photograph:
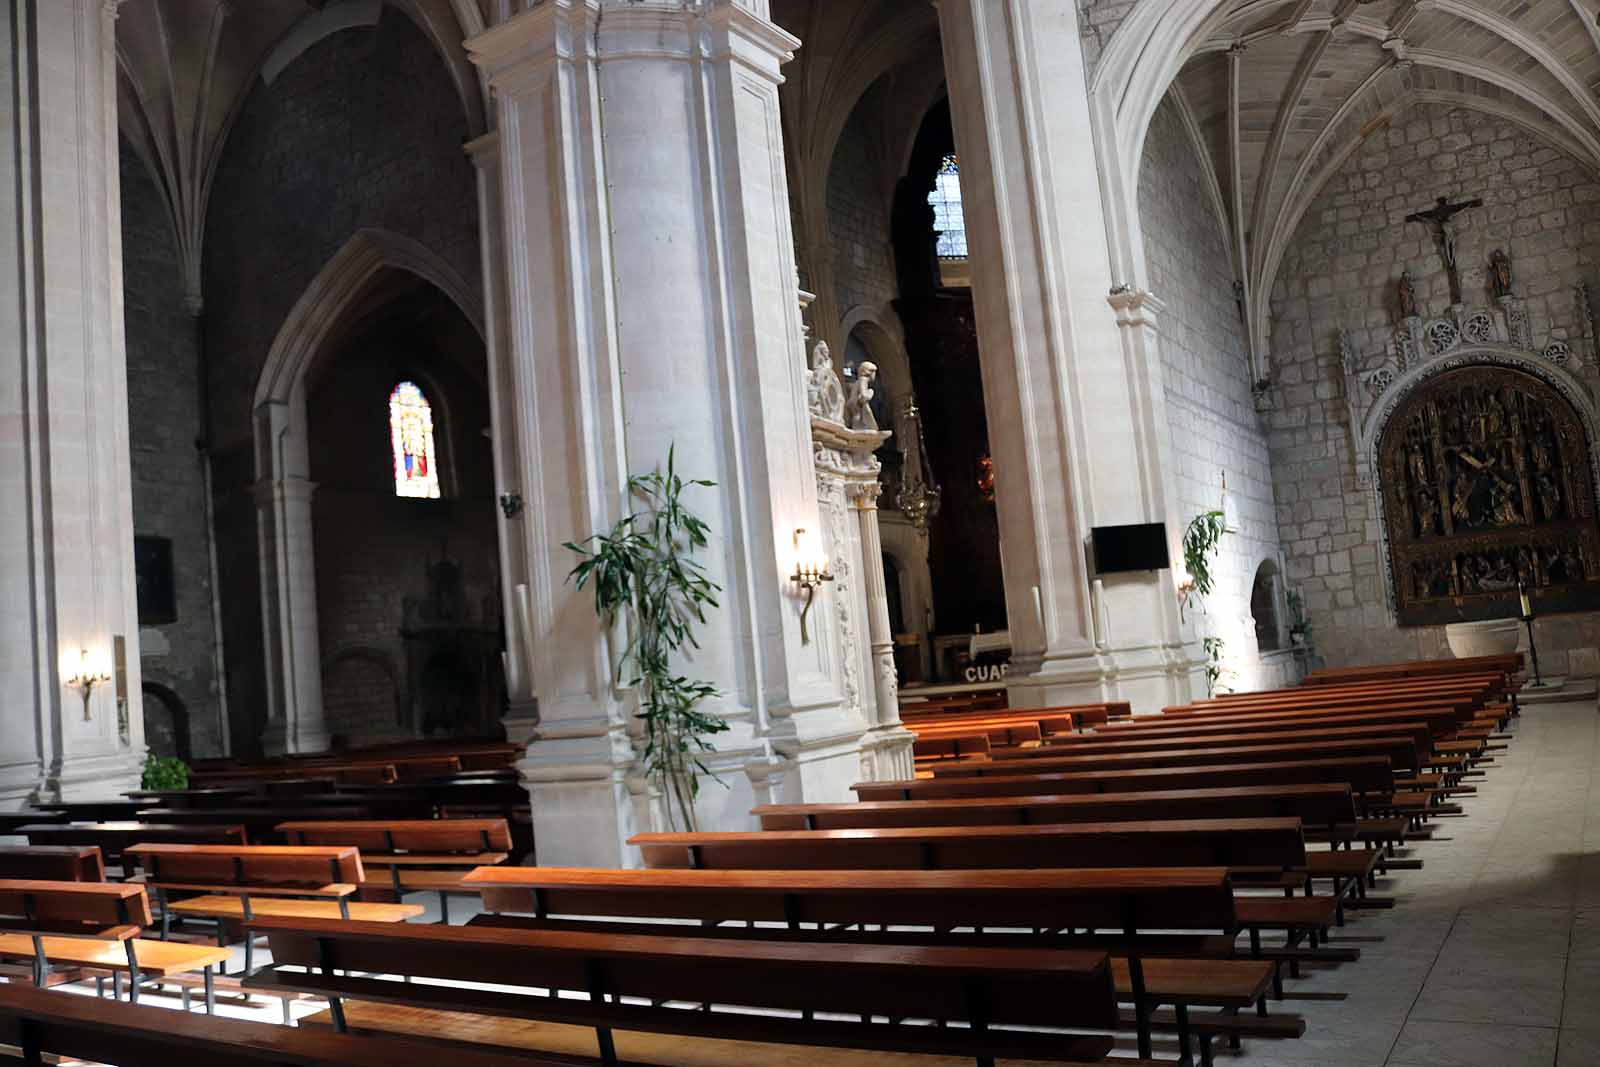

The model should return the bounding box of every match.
[301,999,1163,1067]
[0,932,229,977]
[167,894,423,922]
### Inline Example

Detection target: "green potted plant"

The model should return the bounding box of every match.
[141,753,189,792]
[566,447,727,832]
[1287,589,1312,646]
[1178,509,1227,621]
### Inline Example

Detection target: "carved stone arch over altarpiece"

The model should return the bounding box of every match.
[1376,363,1600,625]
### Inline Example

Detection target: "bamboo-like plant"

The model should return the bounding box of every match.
[565,448,727,832]
[1178,509,1227,621]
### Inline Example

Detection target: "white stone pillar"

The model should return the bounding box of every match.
[853,483,915,780]
[466,131,537,729]
[0,0,146,801]
[468,0,851,867]
[251,396,329,756]
[936,0,1197,711]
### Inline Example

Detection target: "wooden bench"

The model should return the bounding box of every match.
[0,845,104,882]
[276,818,513,922]
[0,879,229,1013]
[245,914,1146,1067]
[462,864,1294,1064]
[0,981,549,1067]
[123,843,423,974]
[912,734,993,761]
[929,736,1424,778]
[631,819,1347,969]
[17,822,247,864]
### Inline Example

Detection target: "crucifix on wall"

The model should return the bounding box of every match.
[1405,195,1484,307]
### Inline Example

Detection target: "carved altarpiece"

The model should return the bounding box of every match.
[1341,267,1600,626]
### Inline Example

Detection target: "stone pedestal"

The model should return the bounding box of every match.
[468,0,856,866]
[936,0,1198,711]
[0,0,146,801]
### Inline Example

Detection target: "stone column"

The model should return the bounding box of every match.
[466,130,537,731]
[936,0,1197,711]
[0,0,147,801]
[853,482,915,780]
[251,398,329,756]
[468,0,851,867]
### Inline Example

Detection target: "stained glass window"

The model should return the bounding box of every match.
[928,153,968,259]
[389,381,440,499]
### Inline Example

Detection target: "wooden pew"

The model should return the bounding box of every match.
[855,756,1399,801]
[131,803,436,844]
[927,736,1424,778]
[912,734,993,762]
[988,723,1436,764]
[245,915,1144,1067]
[631,819,1345,967]
[756,785,1383,918]
[276,818,513,922]
[18,822,248,864]
[461,865,1293,1064]
[0,982,550,1067]
[123,843,424,974]
[0,879,228,1012]
[0,845,104,882]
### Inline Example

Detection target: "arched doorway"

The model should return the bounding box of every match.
[141,682,192,763]
[1251,561,1284,653]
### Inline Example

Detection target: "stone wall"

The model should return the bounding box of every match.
[1076,0,1136,77]
[200,12,481,752]
[1140,98,1296,692]
[305,295,501,746]
[1266,104,1600,674]
[120,143,223,759]
[827,108,899,319]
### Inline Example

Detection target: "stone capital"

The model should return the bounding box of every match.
[1107,286,1167,327]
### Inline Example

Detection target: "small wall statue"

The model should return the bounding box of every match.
[846,360,879,432]
[1490,248,1513,300]
[1398,271,1420,320]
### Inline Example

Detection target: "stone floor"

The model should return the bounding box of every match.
[1206,698,1600,1067]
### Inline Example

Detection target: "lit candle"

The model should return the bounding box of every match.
[1520,587,1533,618]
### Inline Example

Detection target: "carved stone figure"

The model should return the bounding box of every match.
[807,340,845,422]
[846,361,879,432]
[1398,272,1419,320]
[1490,248,1513,299]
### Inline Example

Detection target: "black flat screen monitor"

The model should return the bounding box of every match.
[1091,523,1170,575]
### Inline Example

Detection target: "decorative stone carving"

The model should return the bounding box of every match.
[1544,341,1572,367]
[1502,298,1533,349]
[1462,312,1496,346]
[1365,366,1397,397]
[806,340,845,422]
[1425,319,1460,355]
[1397,271,1420,320]
[846,361,879,432]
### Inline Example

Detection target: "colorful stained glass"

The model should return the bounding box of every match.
[389,381,440,499]
[928,153,968,259]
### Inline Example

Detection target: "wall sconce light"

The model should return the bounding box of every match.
[63,648,111,722]
[498,492,524,519]
[790,527,833,645]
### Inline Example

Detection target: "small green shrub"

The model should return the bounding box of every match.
[141,754,189,791]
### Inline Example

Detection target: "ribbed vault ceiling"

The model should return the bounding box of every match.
[1166,0,1600,370]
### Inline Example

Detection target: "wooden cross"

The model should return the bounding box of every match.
[1405,195,1483,306]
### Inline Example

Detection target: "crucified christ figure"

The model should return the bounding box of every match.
[1405,195,1483,306]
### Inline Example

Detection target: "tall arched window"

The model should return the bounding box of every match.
[928,153,967,259]
[389,380,440,499]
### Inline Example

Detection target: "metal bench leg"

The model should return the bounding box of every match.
[245,933,254,976]
[1174,1002,1192,1066]
[205,966,216,1016]
[439,891,450,925]
[158,887,171,940]
[125,938,142,1005]
[181,987,190,1012]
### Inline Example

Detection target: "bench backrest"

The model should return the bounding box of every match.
[19,822,249,859]
[464,865,1239,934]
[276,818,513,853]
[987,723,1431,762]
[912,734,992,760]
[0,982,550,1067]
[1099,706,1468,737]
[632,818,1308,872]
[0,846,104,882]
[853,755,1397,800]
[249,915,1121,1035]
[929,736,1419,777]
[124,844,364,888]
[759,782,1356,832]
[0,878,152,934]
